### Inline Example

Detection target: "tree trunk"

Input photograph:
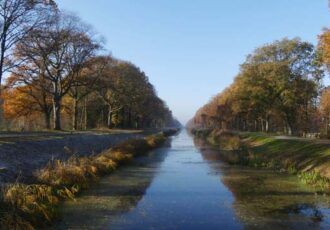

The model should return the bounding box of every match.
[53,96,62,130]
[72,98,78,130]
[0,33,6,129]
[266,116,269,133]
[44,111,51,130]
[84,97,87,130]
[127,107,132,128]
[326,116,329,138]
[0,97,4,129]
[107,105,112,129]
[287,123,292,136]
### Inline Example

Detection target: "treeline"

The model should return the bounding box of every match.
[0,0,178,130]
[190,35,330,137]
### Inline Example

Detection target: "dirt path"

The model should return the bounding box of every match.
[0,130,157,183]
[274,135,330,145]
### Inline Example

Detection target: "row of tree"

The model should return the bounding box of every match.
[0,0,178,130]
[190,35,330,137]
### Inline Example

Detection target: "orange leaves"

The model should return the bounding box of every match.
[319,29,330,69]
[3,86,40,120]
[320,88,330,117]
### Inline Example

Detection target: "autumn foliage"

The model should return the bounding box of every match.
[190,38,327,137]
[2,10,178,131]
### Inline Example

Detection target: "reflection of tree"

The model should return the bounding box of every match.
[55,148,169,229]
[194,137,330,229]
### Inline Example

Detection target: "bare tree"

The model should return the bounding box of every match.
[0,0,56,125]
[12,12,100,130]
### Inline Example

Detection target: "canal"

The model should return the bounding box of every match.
[55,130,330,230]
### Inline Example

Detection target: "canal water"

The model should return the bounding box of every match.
[55,130,330,230]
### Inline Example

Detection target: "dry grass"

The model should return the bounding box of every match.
[36,134,167,189]
[91,155,118,175]
[0,184,59,229]
[145,134,166,148]
[36,157,97,189]
[207,129,241,150]
[0,132,170,229]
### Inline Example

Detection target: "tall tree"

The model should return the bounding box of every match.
[6,76,53,128]
[320,87,330,136]
[68,56,108,130]
[0,0,56,125]
[192,38,323,135]
[12,12,100,130]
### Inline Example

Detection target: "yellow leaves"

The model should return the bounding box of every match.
[319,29,330,67]
[3,85,46,120]
[320,88,330,116]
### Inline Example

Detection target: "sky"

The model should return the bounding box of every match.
[56,0,330,124]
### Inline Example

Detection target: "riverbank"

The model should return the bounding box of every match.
[191,129,330,192]
[0,129,157,183]
[0,129,178,229]
[55,130,330,229]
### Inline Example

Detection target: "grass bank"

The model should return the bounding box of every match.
[0,129,178,229]
[241,133,330,191]
[192,128,330,193]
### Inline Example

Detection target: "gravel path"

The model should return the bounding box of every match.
[0,131,156,183]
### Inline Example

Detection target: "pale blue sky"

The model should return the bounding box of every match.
[56,0,330,124]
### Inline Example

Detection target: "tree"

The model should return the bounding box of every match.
[192,38,323,136]
[6,76,53,128]
[0,0,56,125]
[3,83,52,129]
[239,38,322,134]
[319,29,330,72]
[68,56,108,130]
[320,87,330,136]
[90,59,175,129]
[12,12,100,130]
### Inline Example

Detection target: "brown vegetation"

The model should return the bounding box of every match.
[189,38,327,137]
[0,0,179,131]
[0,131,174,229]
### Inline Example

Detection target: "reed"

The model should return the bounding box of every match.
[0,132,171,229]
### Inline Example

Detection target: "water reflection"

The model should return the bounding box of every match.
[55,131,330,230]
[54,147,170,230]
[195,137,330,230]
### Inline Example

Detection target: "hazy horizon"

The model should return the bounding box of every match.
[56,0,330,124]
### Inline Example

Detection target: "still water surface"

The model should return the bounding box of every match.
[55,130,330,230]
